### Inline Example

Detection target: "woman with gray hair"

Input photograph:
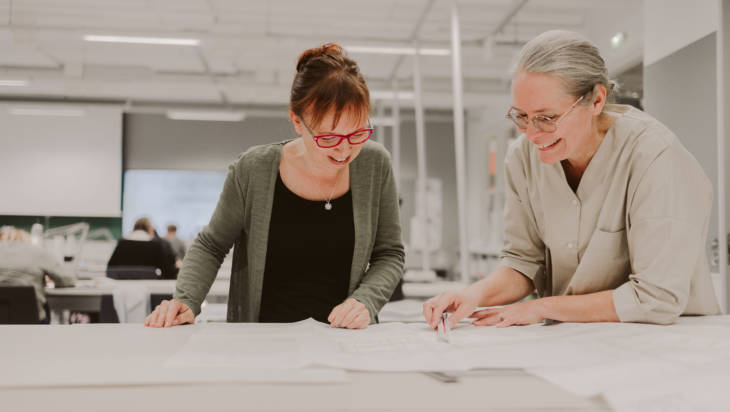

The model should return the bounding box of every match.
[424,30,720,328]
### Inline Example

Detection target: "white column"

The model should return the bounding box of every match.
[451,0,469,284]
[375,102,385,144]
[717,0,729,313]
[412,42,431,272]
[391,79,401,189]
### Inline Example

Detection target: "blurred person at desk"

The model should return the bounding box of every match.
[164,224,186,261]
[0,226,77,323]
[424,30,721,329]
[107,217,180,279]
[146,43,404,329]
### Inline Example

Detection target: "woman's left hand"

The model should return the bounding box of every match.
[470,300,546,328]
[328,298,370,329]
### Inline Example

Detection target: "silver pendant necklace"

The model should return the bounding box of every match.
[319,172,342,211]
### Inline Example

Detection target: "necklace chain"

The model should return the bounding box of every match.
[317,172,342,211]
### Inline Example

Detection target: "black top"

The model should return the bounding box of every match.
[259,173,355,323]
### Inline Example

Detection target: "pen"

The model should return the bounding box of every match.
[423,371,458,383]
[542,318,561,326]
[437,312,451,343]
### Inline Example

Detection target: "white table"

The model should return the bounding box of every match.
[0,323,607,412]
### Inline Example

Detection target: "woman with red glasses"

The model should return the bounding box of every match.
[146,43,403,329]
[424,30,720,329]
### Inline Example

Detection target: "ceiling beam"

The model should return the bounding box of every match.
[493,0,529,36]
[387,0,436,81]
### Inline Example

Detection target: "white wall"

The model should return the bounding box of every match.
[644,0,718,66]
[583,1,644,75]
[0,102,122,217]
[124,113,292,171]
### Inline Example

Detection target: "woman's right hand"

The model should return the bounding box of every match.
[422,287,482,330]
[144,299,195,328]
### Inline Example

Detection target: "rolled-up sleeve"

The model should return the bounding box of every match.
[613,147,712,324]
[499,145,546,294]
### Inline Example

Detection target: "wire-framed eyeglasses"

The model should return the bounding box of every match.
[505,95,584,133]
[301,119,373,148]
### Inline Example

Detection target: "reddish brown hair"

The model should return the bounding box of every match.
[290,43,370,130]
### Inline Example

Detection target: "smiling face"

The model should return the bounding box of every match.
[511,71,604,166]
[289,107,369,171]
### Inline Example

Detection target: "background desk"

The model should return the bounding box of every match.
[47,279,230,297]
[45,279,230,322]
[0,323,607,412]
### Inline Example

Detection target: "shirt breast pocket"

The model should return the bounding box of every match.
[569,228,631,294]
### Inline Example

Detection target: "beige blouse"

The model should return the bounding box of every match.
[500,104,721,324]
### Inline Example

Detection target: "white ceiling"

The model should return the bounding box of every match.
[0,0,644,110]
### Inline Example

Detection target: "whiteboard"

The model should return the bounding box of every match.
[0,103,122,217]
[122,169,226,240]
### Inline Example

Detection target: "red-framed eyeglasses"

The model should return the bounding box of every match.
[301,119,374,148]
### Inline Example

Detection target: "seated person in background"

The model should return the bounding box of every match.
[107,217,179,279]
[163,224,186,262]
[0,226,77,323]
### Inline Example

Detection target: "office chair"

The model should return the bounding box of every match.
[0,285,39,324]
[107,238,178,279]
